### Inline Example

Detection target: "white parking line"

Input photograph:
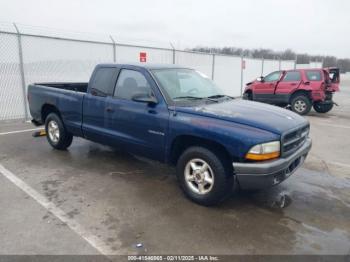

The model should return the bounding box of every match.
[0,128,42,136]
[328,161,350,169]
[313,123,350,129]
[0,163,122,255]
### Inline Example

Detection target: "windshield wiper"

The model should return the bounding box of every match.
[173,96,218,102]
[173,96,203,100]
[207,94,234,100]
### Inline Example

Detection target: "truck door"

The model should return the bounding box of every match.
[82,66,119,143]
[253,71,282,103]
[304,70,325,101]
[275,71,302,103]
[106,68,169,161]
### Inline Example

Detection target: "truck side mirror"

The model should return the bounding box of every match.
[132,93,158,105]
[256,76,264,82]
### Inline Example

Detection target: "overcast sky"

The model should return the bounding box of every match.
[1,0,349,58]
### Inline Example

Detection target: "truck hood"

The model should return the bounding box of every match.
[176,100,308,135]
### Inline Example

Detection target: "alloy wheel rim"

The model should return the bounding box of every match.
[294,100,307,113]
[184,158,214,195]
[48,120,60,143]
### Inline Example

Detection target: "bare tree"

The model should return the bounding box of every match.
[190,46,350,72]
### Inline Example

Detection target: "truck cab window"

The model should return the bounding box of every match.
[264,71,282,82]
[152,69,224,101]
[90,67,117,96]
[282,71,301,82]
[114,69,153,100]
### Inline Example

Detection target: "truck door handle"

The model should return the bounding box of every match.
[290,83,297,86]
[106,107,114,113]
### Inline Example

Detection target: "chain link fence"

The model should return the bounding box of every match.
[0,22,309,121]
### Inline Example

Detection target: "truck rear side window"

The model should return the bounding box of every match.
[306,71,322,81]
[91,67,117,96]
[114,69,152,100]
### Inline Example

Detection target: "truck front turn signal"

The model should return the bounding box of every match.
[245,141,280,161]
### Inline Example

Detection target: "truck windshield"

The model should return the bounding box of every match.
[151,68,227,103]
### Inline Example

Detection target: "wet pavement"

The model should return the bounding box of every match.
[0,86,349,256]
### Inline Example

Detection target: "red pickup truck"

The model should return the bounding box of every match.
[243,68,340,115]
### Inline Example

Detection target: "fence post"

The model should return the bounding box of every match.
[278,57,281,70]
[110,35,116,63]
[13,23,29,121]
[170,42,175,64]
[240,55,244,96]
[211,54,215,80]
[294,54,297,69]
[261,57,264,76]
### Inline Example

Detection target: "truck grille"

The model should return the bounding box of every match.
[282,125,309,156]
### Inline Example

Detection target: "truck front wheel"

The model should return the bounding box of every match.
[243,92,252,100]
[176,146,234,206]
[313,102,334,113]
[290,95,312,115]
[45,113,73,150]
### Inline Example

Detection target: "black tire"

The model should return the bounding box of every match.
[290,95,312,115]
[313,102,333,113]
[243,92,252,100]
[45,113,73,150]
[176,146,234,206]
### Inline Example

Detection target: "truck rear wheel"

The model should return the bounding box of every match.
[313,102,333,113]
[176,146,234,206]
[45,113,73,150]
[290,95,312,115]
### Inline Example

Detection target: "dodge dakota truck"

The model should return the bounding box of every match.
[28,64,312,206]
[243,68,340,115]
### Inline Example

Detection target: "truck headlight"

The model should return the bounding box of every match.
[245,141,280,161]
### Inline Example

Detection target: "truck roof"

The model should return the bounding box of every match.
[287,67,338,72]
[97,63,191,70]
[286,68,323,72]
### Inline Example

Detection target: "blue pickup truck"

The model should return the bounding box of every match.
[28,64,312,206]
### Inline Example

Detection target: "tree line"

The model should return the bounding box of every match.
[189,47,350,73]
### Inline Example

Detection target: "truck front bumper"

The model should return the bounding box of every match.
[233,138,312,189]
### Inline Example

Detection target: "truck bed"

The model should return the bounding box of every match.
[34,82,88,93]
[28,82,86,136]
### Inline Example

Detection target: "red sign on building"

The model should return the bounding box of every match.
[140,52,147,62]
